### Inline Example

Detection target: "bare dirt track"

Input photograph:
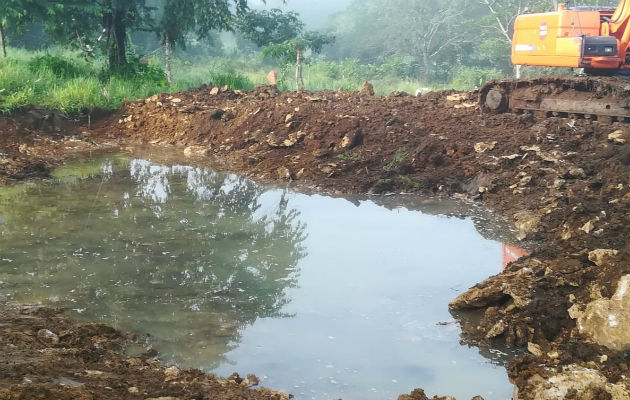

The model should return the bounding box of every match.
[1,80,629,399]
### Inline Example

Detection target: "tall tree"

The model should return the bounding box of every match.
[261,33,334,90]
[324,0,467,82]
[234,8,303,47]
[156,0,249,84]
[0,0,48,57]
[237,9,333,90]
[43,1,152,67]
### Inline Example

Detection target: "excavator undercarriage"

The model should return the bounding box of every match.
[479,76,630,123]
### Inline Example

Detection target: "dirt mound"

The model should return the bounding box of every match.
[0,108,98,184]
[1,81,629,398]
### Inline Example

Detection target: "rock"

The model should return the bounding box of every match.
[547,350,559,359]
[317,163,337,175]
[359,81,374,96]
[183,146,209,157]
[37,329,59,345]
[520,145,541,152]
[519,365,629,400]
[276,167,293,180]
[538,151,560,163]
[474,141,497,153]
[163,366,180,382]
[267,70,277,85]
[449,283,506,310]
[127,358,144,367]
[580,219,596,234]
[170,98,182,103]
[339,130,363,150]
[446,93,466,102]
[145,398,181,400]
[397,388,431,400]
[209,108,225,120]
[453,101,476,109]
[240,374,260,387]
[209,86,219,95]
[463,172,494,195]
[588,249,619,266]
[567,167,586,179]
[128,387,139,393]
[527,342,544,357]
[571,275,630,351]
[560,223,574,240]
[513,211,541,237]
[608,129,627,144]
[485,320,506,338]
[518,176,532,186]
[267,131,306,148]
[389,91,410,97]
[226,372,243,384]
[285,114,293,122]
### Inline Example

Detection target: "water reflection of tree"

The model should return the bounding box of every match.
[0,157,307,368]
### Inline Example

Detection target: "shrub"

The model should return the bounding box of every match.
[28,54,84,78]
[99,57,168,87]
[44,77,104,115]
[211,71,255,90]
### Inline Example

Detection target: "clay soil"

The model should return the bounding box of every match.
[0,81,629,399]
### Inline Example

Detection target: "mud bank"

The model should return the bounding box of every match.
[0,303,288,400]
[1,82,629,399]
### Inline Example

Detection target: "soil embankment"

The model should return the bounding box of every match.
[1,81,629,399]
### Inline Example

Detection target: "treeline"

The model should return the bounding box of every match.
[0,0,621,113]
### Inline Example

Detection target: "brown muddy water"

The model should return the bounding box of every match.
[0,153,524,399]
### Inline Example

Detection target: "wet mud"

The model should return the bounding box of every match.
[0,80,629,399]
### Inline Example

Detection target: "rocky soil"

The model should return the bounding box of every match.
[0,80,628,399]
[0,303,287,400]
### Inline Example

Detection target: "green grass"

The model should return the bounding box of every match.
[1,47,508,115]
[383,151,408,171]
[0,49,265,115]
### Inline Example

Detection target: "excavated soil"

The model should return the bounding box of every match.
[0,303,288,400]
[1,80,629,399]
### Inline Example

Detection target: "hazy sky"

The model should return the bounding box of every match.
[250,0,354,28]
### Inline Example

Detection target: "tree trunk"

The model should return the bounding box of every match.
[421,51,431,83]
[164,39,173,85]
[514,64,522,79]
[295,45,304,91]
[108,7,127,68]
[0,23,7,58]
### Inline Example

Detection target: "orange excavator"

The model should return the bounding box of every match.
[480,0,630,123]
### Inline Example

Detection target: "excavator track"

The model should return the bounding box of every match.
[479,76,630,123]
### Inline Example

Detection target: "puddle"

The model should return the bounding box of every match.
[0,154,522,400]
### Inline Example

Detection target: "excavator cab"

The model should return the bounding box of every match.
[511,0,630,74]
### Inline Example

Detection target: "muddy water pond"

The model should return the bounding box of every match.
[0,154,520,399]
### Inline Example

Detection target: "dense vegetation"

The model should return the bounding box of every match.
[0,0,620,114]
